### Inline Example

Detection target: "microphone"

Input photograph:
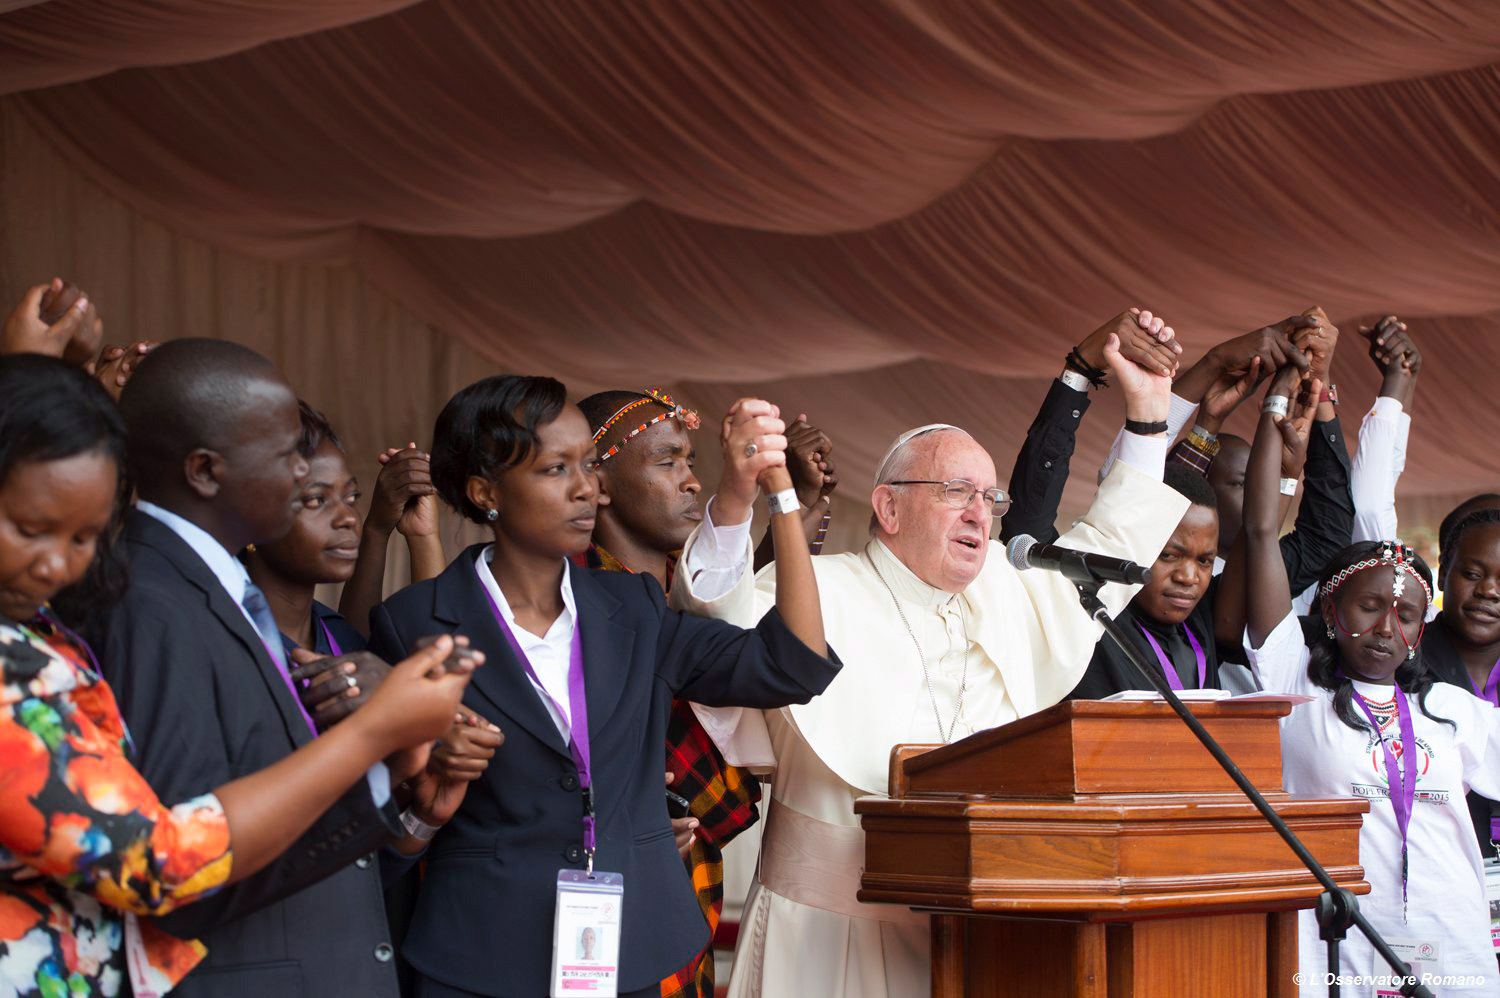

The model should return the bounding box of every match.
[1005,534,1151,586]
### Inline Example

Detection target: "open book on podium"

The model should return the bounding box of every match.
[854,698,1367,998]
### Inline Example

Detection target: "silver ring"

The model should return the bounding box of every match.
[744,442,758,458]
[344,675,358,690]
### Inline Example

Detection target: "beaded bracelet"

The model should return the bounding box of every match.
[810,508,832,555]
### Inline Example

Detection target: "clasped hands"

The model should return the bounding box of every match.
[290,636,502,834]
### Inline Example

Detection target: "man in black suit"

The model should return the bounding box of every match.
[95,339,405,997]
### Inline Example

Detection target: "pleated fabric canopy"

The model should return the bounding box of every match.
[2,0,1498,545]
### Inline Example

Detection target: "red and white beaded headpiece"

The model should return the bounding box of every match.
[592,388,701,463]
[1319,541,1432,608]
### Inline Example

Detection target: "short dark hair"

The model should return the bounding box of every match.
[1165,463,1217,510]
[1439,507,1500,591]
[117,337,280,492]
[430,375,569,524]
[0,355,130,627]
[1438,493,1500,583]
[578,391,660,440]
[297,401,343,458]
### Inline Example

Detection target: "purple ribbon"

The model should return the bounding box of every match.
[1472,659,1500,844]
[1136,623,1207,691]
[1467,657,1500,708]
[318,619,343,657]
[1345,679,1417,920]
[475,562,594,869]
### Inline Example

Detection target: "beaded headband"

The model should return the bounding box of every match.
[1320,541,1433,608]
[592,388,701,463]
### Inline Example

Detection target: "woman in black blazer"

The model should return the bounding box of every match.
[370,375,836,998]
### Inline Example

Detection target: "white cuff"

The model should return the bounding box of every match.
[698,495,754,551]
[367,762,392,808]
[1167,392,1199,437]
[1371,395,1405,420]
[680,496,754,602]
[1116,431,1169,481]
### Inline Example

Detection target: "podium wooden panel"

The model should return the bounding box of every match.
[856,700,1368,997]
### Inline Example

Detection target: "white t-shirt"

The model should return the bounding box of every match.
[1247,612,1500,997]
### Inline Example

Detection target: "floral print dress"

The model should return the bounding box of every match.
[0,614,233,997]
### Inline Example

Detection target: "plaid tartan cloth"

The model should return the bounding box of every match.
[582,546,763,998]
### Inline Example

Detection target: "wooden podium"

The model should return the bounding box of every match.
[855,700,1369,997]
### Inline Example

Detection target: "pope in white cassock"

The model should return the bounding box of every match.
[670,323,1191,997]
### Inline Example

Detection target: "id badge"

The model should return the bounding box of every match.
[1485,857,1500,952]
[1375,937,1440,997]
[551,869,624,997]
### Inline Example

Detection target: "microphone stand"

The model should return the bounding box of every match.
[1073,578,1432,998]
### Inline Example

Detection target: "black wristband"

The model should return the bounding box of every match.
[1124,418,1168,436]
[1064,347,1109,388]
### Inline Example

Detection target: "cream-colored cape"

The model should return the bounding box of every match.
[676,458,1190,794]
[676,458,1187,998]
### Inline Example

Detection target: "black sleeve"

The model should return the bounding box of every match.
[100,601,400,940]
[367,602,411,664]
[1279,416,1355,593]
[1000,379,1091,545]
[640,576,841,708]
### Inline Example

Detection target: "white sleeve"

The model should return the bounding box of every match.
[1349,397,1405,544]
[1458,696,1500,802]
[1244,612,1314,695]
[678,496,754,602]
[1116,431,1169,481]
[1098,392,1197,483]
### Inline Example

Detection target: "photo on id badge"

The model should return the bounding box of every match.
[553,871,623,997]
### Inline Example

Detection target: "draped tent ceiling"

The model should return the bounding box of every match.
[3,0,1499,540]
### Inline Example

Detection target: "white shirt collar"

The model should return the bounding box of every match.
[136,500,251,604]
[474,545,577,640]
[865,536,960,610]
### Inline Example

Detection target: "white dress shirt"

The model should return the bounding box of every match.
[1098,392,1199,483]
[475,545,579,743]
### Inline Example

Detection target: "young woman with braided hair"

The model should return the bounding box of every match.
[1421,506,1500,862]
[1242,367,1500,996]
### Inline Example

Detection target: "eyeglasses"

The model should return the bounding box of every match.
[887,479,1011,516]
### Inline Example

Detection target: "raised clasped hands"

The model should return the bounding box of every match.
[370,444,439,538]
[785,415,836,508]
[1102,307,1180,422]
[1076,308,1181,379]
[1360,315,1420,408]
[1290,307,1338,386]
[3,278,100,365]
[713,398,788,526]
[1264,364,1320,480]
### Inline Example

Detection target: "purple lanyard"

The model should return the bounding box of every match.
[318,619,343,657]
[1346,682,1418,921]
[1470,659,1500,843]
[476,564,596,872]
[1136,623,1207,691]
[1467,657,1500,708]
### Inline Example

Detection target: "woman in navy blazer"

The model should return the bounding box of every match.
[369,375,836,998]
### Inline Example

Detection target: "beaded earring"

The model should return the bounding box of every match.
[485,508,498,522]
